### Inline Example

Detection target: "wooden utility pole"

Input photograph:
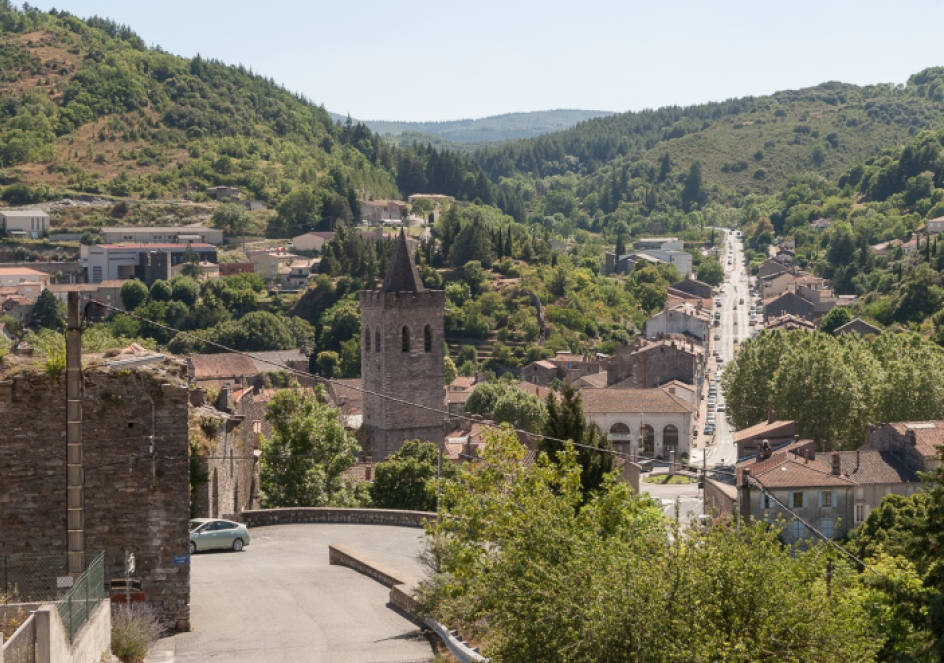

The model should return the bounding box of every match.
[66,291,85,576]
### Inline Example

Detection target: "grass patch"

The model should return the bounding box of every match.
[643,474,695,485]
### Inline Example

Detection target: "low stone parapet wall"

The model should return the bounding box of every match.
[238,507,437,529]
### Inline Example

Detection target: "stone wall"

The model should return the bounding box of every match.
[238,507,436,529]
[193,386,259,520]
[0,362,190,630]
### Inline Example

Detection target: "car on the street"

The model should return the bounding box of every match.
[189,518,251,553]
[715,355,723,362]
[717,403,726,412]
[714,333,721,340]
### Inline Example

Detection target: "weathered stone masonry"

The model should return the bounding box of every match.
[0,361,190,630]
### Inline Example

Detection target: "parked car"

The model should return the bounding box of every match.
[714,333,721,340]
[715,355,723,362]
[717,403,726,412]
[189,518,250,553]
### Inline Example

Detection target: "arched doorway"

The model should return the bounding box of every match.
[663,424,679,458]
[640,425,655,457]
[609,422,631,454]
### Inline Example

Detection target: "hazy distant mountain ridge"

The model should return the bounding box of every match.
[329,110,614,143]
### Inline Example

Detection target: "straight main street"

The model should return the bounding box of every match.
[693,228,752,469]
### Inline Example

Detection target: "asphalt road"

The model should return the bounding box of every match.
[641,472,702,526]
[148,524,433,663]
[703,229,753,467]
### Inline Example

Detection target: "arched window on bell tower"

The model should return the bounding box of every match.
[401,326,410,352]
[375,329,381,352]
[364,326,371,352]
[424,324,432,353]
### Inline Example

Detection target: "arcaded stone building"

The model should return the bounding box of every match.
[360,231,445,461]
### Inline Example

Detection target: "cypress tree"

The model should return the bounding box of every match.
[504,229,513,258]
[540,382,613,502]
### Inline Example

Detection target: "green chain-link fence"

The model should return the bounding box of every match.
[55,552,105,643]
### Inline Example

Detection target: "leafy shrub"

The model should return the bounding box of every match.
[111,603,163,663]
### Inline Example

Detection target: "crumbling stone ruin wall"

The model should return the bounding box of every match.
[0,362,191,630]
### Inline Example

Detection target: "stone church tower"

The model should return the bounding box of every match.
[360,231,445,461]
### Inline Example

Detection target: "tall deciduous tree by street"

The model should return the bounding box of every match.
[723,330,944,450]
[539,381,612,499]
[696,257,724,286]
[259,388,361,507]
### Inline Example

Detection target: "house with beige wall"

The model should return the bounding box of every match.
[581,387,694,460]
[0,209,50,237]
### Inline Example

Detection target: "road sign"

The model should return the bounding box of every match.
[173,555,190,566]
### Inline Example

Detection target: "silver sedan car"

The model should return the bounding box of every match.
[189,518,250,553]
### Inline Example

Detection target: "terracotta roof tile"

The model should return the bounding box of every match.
[581,388,693,414]
[189,354,258,379]
[733,420,796,443]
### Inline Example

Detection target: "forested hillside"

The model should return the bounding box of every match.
[476,75,944,193]
[0,3,508,230]
[336,109,614,144]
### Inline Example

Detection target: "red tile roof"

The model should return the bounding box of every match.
[189,354,258,380]
[581,388,693,414]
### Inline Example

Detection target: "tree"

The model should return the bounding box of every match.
[464,382,548,433]
[149,279,172,302]
[170,276,199,306]
[30,289,65,330]
[316,351,339,378]
[615,234,626,257]
[540,382,612,499]
[272,187,323,237]
[696,257,724,286]
[818,306,853,334]
[120,279,149,312]
[369,440,457,512]
[422,428,879,662]
[259,388,361,507]
[179,246,204,279]
[211,202,252,236]
[681,161,707,211]
[451,217,495,267]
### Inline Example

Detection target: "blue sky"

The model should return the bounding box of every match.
[28,0,944,121]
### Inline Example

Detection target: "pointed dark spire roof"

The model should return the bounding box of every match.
[382,229,425,294]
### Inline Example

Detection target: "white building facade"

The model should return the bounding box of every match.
[0,210,50,238]
[644,304,711,341]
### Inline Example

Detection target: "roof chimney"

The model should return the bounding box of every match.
[831,452,841,476]
[758,439,772,462]
[856,449,860,470]
[767,409,776,425]
[906,429,917,446]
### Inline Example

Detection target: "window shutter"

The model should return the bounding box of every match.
[818,492,823,508]
[803,492,808,509]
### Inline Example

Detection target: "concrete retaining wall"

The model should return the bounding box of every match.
[327,542,488,663]
[1,600,111,663]
[239,508,437,529]
[37,599,111,663]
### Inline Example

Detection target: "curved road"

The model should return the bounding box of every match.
[148,524,432,663]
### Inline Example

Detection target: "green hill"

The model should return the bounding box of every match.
[475,77,944,194]
[0,5,507,234]
[329,109,614,144]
